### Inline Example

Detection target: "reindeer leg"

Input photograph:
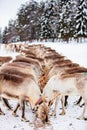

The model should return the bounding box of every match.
[60,96,66,115]
[64,96,68,107]
[52,97,59,116]
[80,103,85,107]
[12,103,20,117]
[78,102,87,120]
[20,99,27,122]
[0,108,5,115]
[2,98,12,110]
[75,96,82,106]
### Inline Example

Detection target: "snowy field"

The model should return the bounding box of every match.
[0,41,87,130]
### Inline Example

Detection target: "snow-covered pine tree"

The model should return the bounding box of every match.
[69,0,78,40]
[17,0,39,41]
[6,20,19,42]
[40,0,57,42]
[75,0,87,42]
[58,0,75,42]
[2,27,9,43]
[0,28,2,43]
[17,3,28,41]
[56,0,64,40]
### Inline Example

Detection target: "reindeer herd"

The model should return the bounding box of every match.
[0,43,87,123]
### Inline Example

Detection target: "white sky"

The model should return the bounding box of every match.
[0,0,42,31]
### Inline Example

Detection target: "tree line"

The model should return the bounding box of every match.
[1,0,87,43]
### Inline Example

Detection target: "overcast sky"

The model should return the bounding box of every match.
[0,0,42,31]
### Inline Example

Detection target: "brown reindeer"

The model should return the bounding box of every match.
[0,56,13,110]
[0,67,49,122]
[43,69,87,120]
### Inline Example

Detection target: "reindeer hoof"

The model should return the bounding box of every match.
[77,116,85,120]
[12,112,19,117]
[7,106,13,111]
[7,107,13,111]
[51,112,56,117]
[60,111,66,115]
[0,109,5,115]
[0,112,5,115]
[84,117,87,120]
[21,117,29,122]
[80,103,85,108]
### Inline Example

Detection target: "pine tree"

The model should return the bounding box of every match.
[2,27,9,43]
[6,20,19,42]
[75,0,87,41]
[40,0,57,41]
[0,28,2,43]
[17,0,40,41]
[16,4,27,41]
[58,0,75,42]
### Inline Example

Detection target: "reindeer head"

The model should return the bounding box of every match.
[37,102,49,123]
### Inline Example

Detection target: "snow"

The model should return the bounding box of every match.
[0,41,87,130]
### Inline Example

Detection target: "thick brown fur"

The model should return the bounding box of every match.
[60,66,87,79]
[44,55,64,60]
[63,66,87,74]
[13,55,42,69]
[0,67,33,78]
[0,56,12,65]
[0,72,24,85]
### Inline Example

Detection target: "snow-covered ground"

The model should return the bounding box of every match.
[0,41,87,130]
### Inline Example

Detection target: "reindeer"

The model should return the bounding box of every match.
[43,69,87,120]
[41,58,79,107]
[0,67,49,123]
[0,56,13,110]
[0,57,46,113]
